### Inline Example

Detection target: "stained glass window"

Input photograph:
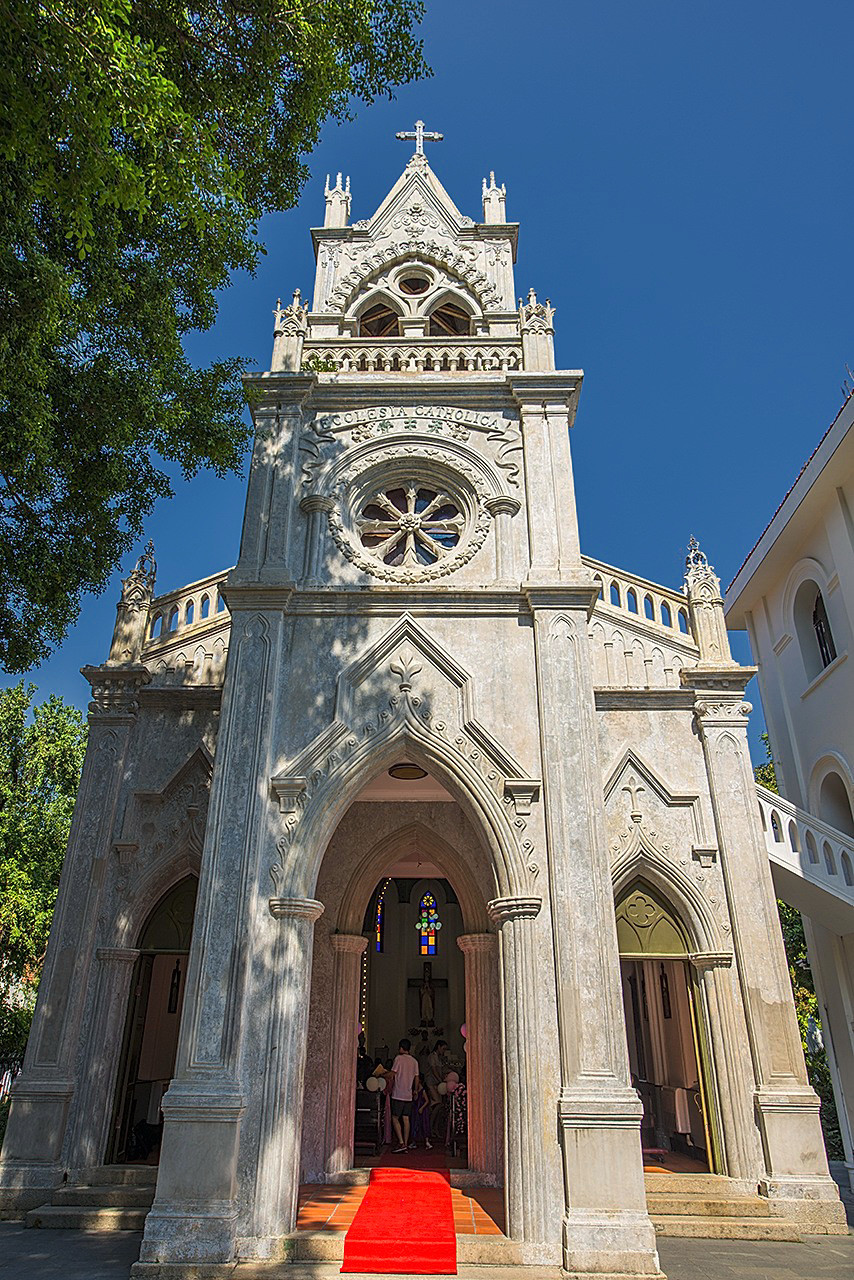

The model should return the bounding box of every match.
[415,892,442,956]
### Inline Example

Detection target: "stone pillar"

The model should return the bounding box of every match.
[693,688,845,1226]
[0,667,147,1212]
[457,933,501,1183]
[249,898,324,1252]
[525,589,662,1277]
[487,897,556,1251]
[138,611,279,1265]
[65,948,140,1172]
[300,496,334,585]
[325,933,368,1177]
[689,955,759,1180]
[485,496,520,587]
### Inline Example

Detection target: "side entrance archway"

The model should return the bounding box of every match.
[616,879,721,1173]
[108,876,197,1163]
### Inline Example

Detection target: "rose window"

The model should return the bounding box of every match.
[357,485,464,568]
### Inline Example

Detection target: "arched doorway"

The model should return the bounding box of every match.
[359,873,468,1164]
[616,880,719,1173]
[108,876,197,1163]
[298,766,504,1190]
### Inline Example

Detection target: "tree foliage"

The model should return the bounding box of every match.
[0,683,87,1067]
[0,1,428,671]
[753,733,844,1158]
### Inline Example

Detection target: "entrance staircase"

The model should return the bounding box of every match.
[25,1166,156,1231]
[22,1167,820,1242]
[645,1173,802,1240]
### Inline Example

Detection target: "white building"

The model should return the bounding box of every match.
[726,390,854,1194]
[0,134,845,1276]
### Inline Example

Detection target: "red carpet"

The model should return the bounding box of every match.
[341,1168,457,1274]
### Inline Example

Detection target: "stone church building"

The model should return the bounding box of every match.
[0,132,845,1275]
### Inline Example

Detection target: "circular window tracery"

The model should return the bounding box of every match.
[357,485,463,567]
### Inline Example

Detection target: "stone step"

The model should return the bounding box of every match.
[643,1173,752,1196]
[25,1204,149,1231]
[646,1194,774,1218]
[286,1231,522,1265]
[649,1213,802,1241]
[84,1165,158,1187]
[49,1184,155,1208]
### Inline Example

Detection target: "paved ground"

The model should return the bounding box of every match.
[1,1224,853,1280]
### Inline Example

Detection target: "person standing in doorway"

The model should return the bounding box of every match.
[389,1038,419,1153]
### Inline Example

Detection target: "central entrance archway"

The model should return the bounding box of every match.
[298,765,504,1190]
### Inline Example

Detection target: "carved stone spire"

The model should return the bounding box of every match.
[323,172,351,229]
[271,289,309,371]
[519,288,556,371]
[683,536,737,667]
[108,541,157,664]
[482,171,507,224]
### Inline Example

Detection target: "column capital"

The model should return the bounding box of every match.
[487,895,541,925]
[330,932,368,955]
[95,947,140,965]
[268,896,324,923]
[457,932,497,954]
[484,495,521,518]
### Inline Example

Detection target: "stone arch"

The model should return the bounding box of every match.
[279,725,530,907]
[611,830,728,958]
[113,843,202,949]
[336,821,491,935]
[341,250,488,318]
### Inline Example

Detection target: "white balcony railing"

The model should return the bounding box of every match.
[583,555,697,646]
[757,784,854,910]
[143,568,231,649]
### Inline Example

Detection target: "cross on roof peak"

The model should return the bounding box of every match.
[396,119,443,156]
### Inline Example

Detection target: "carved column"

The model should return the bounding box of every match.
[693,688,844,1223]
[457,933,501,1184]
[300,496,334,585]
[325,933,368,1177]
[487,897,553,1247]
[525,589,661,1277]
[0,668,147,1210]
[485,496,520,587]
[65,947,140,1171]
[250,897,324,1250]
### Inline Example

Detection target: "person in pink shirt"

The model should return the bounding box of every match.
[389,1038,419,1153]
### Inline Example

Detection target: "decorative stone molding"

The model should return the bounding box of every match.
[270,778,308,814]
[82,664,151,718]
[503,779,541,816]
[487,895,542,924]
[691,844,718,867]
[694,699,752,730]
[95,947,140,965]
[268,896,325,923]
[108,541,157,664]
[689,951,733,971]
[272,290,309,372]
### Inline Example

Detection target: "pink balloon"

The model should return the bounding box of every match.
[460,1023,467,1039]
[357,1022,363,1035]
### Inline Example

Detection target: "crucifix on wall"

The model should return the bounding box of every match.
[407,961,447,1033]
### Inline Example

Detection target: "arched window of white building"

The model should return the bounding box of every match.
[794,579,836,681]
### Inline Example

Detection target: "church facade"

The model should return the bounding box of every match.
[0,133,845,1276]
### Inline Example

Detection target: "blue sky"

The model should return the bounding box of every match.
[18,0,854,762]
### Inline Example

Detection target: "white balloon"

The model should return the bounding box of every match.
[377,1077,386,1091]
[437,1081,448,1095]
[365,1076,379,1092]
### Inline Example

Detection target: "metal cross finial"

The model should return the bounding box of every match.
[396,119,443,156]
